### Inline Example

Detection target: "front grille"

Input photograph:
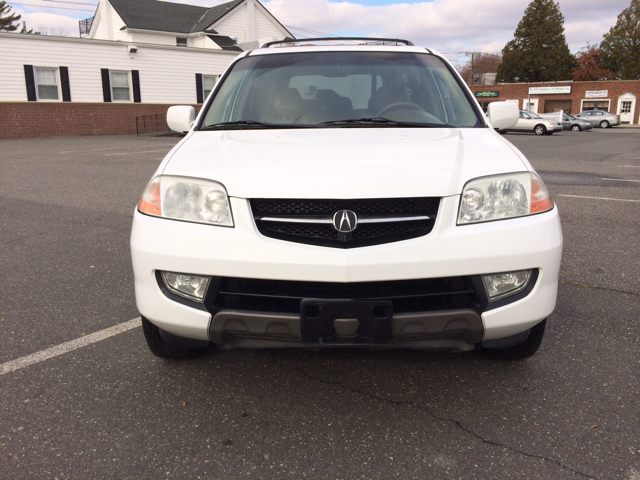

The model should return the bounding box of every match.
[251,197,440,248]
[208,276,480,315]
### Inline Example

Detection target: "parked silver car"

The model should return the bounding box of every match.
[574,110,620,128]
[506,110,561,135]
[563,113,593,132]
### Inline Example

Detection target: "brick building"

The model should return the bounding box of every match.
[469,81,640,125]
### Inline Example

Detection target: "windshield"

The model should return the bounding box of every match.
[201,51,482,129]
[527,112,543,119]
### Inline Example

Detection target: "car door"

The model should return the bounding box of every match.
[513,111,531,131]
[562,114,571,130]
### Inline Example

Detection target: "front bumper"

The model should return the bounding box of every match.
[131,196,563,348]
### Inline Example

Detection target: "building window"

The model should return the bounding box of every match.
[203,75,218,99]
[110,71,131,101]
[35,67,60,100]
[581,100,610,112]
[177,37,187,47]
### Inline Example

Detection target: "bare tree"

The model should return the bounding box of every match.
[37,24,70,36]
[457,53,502,85]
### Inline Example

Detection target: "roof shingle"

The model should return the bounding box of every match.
[108,0,245,34]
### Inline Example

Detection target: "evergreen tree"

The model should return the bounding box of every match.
[496,0,574,83]
[600,0,640,80]
[0,0,22,32]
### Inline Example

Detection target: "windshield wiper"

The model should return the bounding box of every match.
[320,117,449,127]
[200,120,272,130]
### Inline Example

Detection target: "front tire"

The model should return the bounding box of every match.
[534,124,546,136]
[600,120,610,128]
[571,124,581,132]
[482,319,546,361]
[141,316,210,359]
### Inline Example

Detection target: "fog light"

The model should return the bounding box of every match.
[482,270,532,302]
[161,271,210,303]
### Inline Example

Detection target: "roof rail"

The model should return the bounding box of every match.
[262,37,414,48]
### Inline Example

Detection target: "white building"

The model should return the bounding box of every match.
[0,0,292,138]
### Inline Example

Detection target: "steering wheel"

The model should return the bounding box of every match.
[376,102,425,118]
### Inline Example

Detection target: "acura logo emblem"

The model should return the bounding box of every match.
[332,210,358,233]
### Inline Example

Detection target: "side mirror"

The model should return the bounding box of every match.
[167,106,196,134]
[486,102,519,130]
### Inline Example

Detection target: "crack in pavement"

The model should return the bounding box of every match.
[272,353,594,479]
[560,280,639,297]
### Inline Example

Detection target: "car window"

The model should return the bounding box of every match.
[528,112,542,119]
[201,51,482,128]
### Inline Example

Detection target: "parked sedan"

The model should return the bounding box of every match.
[574,110,620,128]
[563,113,593,132]
[506,110,561,135]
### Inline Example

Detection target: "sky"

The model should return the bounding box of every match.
[7,0,631,67]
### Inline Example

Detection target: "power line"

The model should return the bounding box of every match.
[42,0,97,5]
[285,25,339,38]
[9,2,96,11]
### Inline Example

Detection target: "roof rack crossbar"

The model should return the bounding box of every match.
[262,37,414,48]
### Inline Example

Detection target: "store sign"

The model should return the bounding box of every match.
[475,91,499,98]
[585,90,608,98]
[528,86,572,94]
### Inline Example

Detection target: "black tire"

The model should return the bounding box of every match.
[482,319,546,361]
[600,120,609,128]
[141,316,209,359]
[534,124,546,136]
[571,125,581,132]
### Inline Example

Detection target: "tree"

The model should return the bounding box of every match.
[496,0,574,83]
[457,53,502,85]
[572,43,616,81]
[37,24,69,37]
[0,0,21,32]
[600,0,640,80]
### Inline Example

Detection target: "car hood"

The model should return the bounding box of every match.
[162,128,529,198]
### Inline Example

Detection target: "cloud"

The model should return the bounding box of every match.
[262,0,629,53]
[12,7,88,35]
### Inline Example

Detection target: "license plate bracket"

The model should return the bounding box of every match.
[300,299,393,344]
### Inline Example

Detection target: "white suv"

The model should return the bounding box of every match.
[131,38,563,361]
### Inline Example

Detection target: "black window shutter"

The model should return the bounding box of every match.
[60,66,71,102]
[24,65,37,101]
[196,73,203,103]
[101,68,111,102]
[132,70,141,103]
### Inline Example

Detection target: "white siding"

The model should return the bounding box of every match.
[255,4,288,40]
[132,32,176,46]
[190,36,221,49]
[211,3,247,44]
[111,10,131,42]
[0,35,240,104]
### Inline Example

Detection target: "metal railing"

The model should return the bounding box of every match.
[136,113,170,136]
[78,17,93,36]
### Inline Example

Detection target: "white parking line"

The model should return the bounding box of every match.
[601,178,640,183]
[0,317,141,376]
[619,165,640,168]
[559,194,640,203]
[105,150,170,156]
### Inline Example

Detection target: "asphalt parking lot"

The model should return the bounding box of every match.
[0,128,638,479]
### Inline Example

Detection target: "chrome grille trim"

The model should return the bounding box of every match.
[258,215,430,224]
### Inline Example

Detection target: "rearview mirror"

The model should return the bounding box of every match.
[486,102,519,131]
[167,106,196,134]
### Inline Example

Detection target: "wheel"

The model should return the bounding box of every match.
[571,124,581,132]
[534,124,546,136]
[482,319,546,361]
[141,316,210,359]
[376,102,425,117]
[600,120,610,128]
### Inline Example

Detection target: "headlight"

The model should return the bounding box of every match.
[138,175,233,227]
[457,172,553,225]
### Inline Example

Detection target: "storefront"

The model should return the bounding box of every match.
[469,80,640,124]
